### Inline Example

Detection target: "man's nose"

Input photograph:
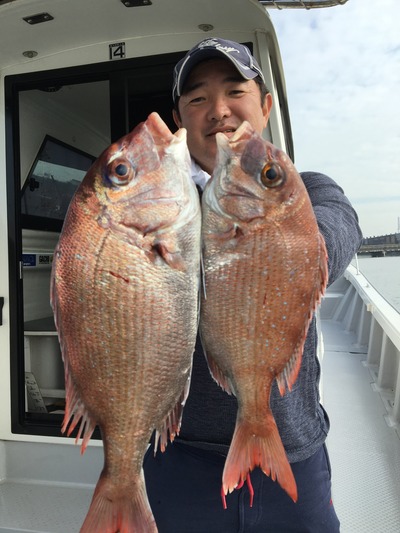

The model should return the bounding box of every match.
[207,96,231,121]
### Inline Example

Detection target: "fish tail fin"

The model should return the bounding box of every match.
[222,412,297,505]
[80,470,157,533]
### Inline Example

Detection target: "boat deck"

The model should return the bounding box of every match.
[322,319,400,532]
[1,315,400,532]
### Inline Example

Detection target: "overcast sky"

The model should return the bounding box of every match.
[269,0,400,238]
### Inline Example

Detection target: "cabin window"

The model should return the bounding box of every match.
[5,51,183,438]
[21,135,96,233]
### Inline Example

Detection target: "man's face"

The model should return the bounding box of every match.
[173,58,272,174]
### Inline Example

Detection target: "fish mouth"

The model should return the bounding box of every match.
[220,187,262,202]
[205,170,263,221]
[128,183,183,205]
[106,184,182,207]
[133,195,181,205]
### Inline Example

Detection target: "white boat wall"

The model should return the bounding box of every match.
[1,1,399,532]
[323,263,400,436]
[320,264,400,532]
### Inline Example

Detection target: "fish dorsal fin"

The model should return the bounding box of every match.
[51,272,97,453]
[276,346,303,396]
[276,232,328,396]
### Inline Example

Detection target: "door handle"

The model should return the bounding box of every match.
[0,297,4,326]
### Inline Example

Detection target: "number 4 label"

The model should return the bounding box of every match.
[109,42,126,60]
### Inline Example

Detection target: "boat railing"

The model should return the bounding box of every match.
[321,262,400,436]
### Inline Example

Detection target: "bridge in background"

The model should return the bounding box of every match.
[359,232,400,257]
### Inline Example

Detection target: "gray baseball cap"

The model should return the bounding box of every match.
[172,37,265,103]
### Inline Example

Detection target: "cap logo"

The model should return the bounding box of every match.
[197,38,240,56]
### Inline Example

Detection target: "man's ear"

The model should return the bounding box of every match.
[173,109,182,129]
[262,93,273,128]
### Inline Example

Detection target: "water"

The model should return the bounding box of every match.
[354,255,400,313]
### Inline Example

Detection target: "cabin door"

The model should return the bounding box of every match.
[5,50,182,438]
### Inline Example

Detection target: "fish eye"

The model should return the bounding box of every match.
[260,162,285,188]
[107,158,135,186]
[115,163,128,176]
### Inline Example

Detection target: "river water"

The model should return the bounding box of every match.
[353,255,400,313]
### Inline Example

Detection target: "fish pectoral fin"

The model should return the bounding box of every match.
[208,222,243,243]
[148,240,186,271]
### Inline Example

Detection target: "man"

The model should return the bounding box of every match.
[144,38,362,532]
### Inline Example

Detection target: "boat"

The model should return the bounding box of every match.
[1,0,399,531]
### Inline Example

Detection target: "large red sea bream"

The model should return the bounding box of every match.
[51,113,201,532]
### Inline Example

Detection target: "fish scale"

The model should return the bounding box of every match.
[200,120,328,507]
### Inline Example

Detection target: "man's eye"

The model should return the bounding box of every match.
[189,96,205,104]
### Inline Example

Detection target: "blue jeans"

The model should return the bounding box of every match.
[143,441,340,532]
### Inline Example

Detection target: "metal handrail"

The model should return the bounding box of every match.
[259,0,348,9]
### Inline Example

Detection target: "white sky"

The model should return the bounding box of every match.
[269,0,400,238]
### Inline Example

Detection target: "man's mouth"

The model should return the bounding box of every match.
[207,128,236,138]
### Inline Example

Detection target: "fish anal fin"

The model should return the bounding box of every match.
[155,371,192,453]
[222,412,297,506]
[62,359,97,454]
[205,350,235,396]
[80,470,157,533]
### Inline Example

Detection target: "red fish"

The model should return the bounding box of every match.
[51,112,201,532]
[200,121,328,506]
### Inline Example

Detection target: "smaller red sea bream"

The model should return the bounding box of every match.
[199,121,328,506]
